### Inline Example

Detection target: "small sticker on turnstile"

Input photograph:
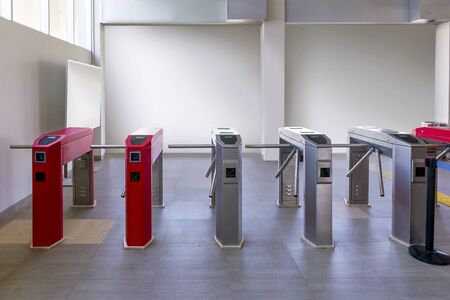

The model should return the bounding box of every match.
[34,152,46,163]
[130,152,141,162]
[130,172,140,182]
[226,168,236,178]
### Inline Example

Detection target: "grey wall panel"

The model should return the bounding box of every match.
[420,0,450,20]
[286,0,410,23]
[228,0,267,21]
[102,0,227,24]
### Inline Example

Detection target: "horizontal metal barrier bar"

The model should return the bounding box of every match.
[245,144,292,149]
[10,145,33,149]
[168,144,214,149]
[91,145,126,149]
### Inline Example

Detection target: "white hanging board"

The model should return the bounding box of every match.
[66,60,102,129]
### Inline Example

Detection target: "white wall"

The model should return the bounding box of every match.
[104,25,261,152]
[0,19,91,213]
[286,24,436,144]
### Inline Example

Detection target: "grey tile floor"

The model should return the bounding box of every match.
[1,153,450,299]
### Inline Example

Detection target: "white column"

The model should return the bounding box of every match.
[260,0,285,161]
[435,22,450,125]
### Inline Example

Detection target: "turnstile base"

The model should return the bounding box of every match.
[302,236,335,249]
[72,200,97,208]
[276,200,300,208]
[123,237,154,250]
[389,234,410,247]
[214,236,244,249]
[344,198,371,207]
[31,237,65,250]
[409,245,450,266]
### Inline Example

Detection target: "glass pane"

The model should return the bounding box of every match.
[13,0,43,31]
[0,0,12,20]
[50,0,73,42]
[74,0,91,50]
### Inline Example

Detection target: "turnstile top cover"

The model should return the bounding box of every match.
[414,127,450,144]
[349,126,423,147]
[278,127,331,146]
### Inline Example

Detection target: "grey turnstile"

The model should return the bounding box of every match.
[346,126,441,246]
[72,151,95,207]
[169,128,244,249]
[247,127,334,248]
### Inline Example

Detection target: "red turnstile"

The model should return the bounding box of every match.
[124,128,163,249]
[414,127,450,144]
[32,128,94,248]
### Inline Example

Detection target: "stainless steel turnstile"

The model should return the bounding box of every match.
[346,126,442,246]
[247,127,335,248]
[169,128,244,248]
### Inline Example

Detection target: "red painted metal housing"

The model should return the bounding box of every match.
[125,128,163,248]
[414,127,450,144]
[32,127,94,248]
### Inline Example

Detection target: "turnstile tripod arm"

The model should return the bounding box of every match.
[375,149,385,197]
[346,147,376,178]
[436,146,450,161]
[121,187,126,198]
[275,148,297,179]
[205,155,216,178]
[209,171,217,198]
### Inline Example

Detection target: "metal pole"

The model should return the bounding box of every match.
[10,145,33,149]
[346,147,376,177]
[91,145,126,149]
[425,158,437,252]
[275,148,297,179]
[245,144,292,149]
[168,144,214,149]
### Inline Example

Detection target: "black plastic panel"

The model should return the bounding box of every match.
[34,152,46,163]
[320,168,331,178]
[129,152,141,162]
[226,168,236,178]
[391,134,421,144]
[304,135,329,145]
[416,167,426,177]
[220,135,238,145]
[130,136,148,145]
[38,136,60,145]
[130,172,140,182]
[35,172,46,182]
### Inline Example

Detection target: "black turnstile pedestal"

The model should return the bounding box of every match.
[409,158,450,266]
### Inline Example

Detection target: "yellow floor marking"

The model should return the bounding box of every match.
[0,219,115,245]
[437,192,450,207]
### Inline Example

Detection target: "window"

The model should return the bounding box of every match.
[13,0,48,32]
[50,0,73,43]
[0,0,12,20]
[74,0,91,50]
[3,0,92,50]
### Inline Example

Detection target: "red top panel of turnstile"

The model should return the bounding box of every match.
[32,127,93,164]
[413,127,450,144]
[32,127,93,147]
